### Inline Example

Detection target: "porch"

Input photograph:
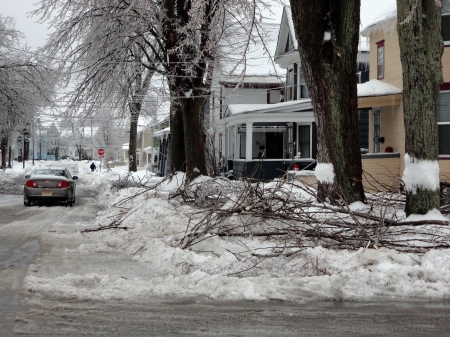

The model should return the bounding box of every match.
[223,100,316,180]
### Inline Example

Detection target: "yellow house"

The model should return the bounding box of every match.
[359,4,450,189]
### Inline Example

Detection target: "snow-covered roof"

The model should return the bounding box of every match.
[360,4,397,37]
[154,127,170,137]
[226,99,312,117]
[357,79,402,97]
[143,146,153,153]
[221,22,285,77]
[122,143,129,150]
[284,7,298,50]
[220,75,284,86]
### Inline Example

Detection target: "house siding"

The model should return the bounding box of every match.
[361,154,401,191]
[366,22,450,185]
[369,31,403,89]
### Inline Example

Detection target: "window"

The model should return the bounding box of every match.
[442,14,450,43]
[299,71,309,98]
[298,125,311,158]
[438,91,450,155]
[376,40,384,79]
[284,32,291,52]
[287,68,294,101]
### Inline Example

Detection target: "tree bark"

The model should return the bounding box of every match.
[181,93,207,179]
[128,108,139,172]
[164,0,210,180]
[170,96,185,172]
[397,0,443,215]
[1,137,7,169]
[289,0,365,203]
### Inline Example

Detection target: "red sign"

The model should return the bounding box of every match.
[98,148,105,156]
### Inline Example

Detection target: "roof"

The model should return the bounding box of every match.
[360,4,397,37]
[220,75,284,88]
[357,79,402,97]
[220,22,285,77]
[225,99,312,117]
[154,127,170,137]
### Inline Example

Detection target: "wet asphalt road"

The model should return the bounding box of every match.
[0,174,102,336]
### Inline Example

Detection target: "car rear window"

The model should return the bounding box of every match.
[34,170,50,175]
[33,169,65,176]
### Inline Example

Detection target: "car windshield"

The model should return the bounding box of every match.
[33,169,65,176]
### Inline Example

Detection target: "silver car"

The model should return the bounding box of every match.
[24,167,78,207]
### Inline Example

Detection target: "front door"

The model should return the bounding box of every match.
[373,109,381,153]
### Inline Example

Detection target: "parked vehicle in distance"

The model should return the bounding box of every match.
[24,167,78,207]
[59,155,76,161]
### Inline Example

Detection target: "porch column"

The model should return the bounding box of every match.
[246,122,253,161]
[225,124,230,160]
[234,125,238,160]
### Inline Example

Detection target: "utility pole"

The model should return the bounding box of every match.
[91,117,93,160]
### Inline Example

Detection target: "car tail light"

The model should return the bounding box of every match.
[57,180,69,188]
[26,180,38,188]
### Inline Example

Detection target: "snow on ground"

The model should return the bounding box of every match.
[2,161,450,304]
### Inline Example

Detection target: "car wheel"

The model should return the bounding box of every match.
[24,199,30,207]
[68,199,73,207]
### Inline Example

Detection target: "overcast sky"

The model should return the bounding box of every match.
[1,0,396,49]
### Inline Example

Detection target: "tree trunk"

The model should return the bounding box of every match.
[181,93,207,179]
[1,137,8,169]
[24,132,30,162]
[290,0,365,203]
[170,96,186,172]
[396,0,443,215]
[128,108,139,172]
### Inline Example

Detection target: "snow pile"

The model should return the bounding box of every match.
[18,161,450,304]
[402,154,440,194]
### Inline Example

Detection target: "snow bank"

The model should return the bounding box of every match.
[19,161,450,304]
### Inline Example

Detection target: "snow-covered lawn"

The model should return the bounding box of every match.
[2,161,450,303]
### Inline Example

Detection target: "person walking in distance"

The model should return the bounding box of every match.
[90,161,96,172]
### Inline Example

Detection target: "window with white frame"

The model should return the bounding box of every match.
[297,124,311,158]
[299,71,309,99]
[439,91,450,156]
[376,40,384,80]
[287,68,294,101]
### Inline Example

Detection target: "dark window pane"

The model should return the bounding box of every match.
[439,124,450,155]
[443,15,450,42]
[298,125,310,158]
[439,92,450,122]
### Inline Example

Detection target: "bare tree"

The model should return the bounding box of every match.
[34,0,280,178]
[46,122,67,160]
[396,0,443,215]
[33,1,159,172]
[289,1,365,203]
[0,15,55,169]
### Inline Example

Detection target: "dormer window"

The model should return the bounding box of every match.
[376,40,385,80]
[285,32,291,52]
